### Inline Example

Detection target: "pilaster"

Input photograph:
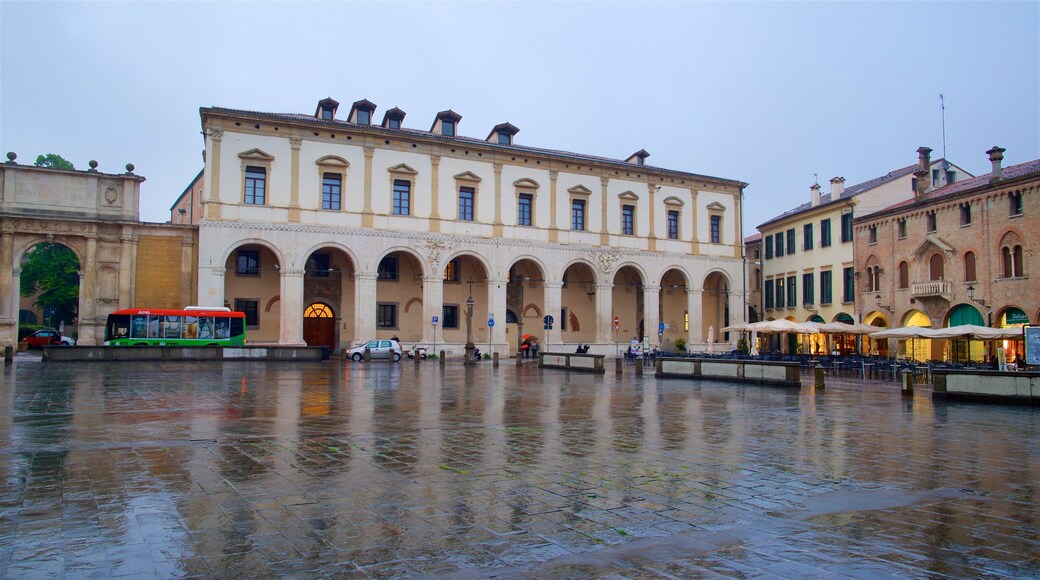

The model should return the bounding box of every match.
[600,176,610,245]
[493,162,504,237]
[430,154,441,232]
[644,284,661,346]
[421,274,444,346]
[548,170,559,243]
[595,283,614,344]
[647,183,657,252]
[362,146,375,228]
[488,277,508,352]
[205,128,223,220]
[543,281,563,347]
[78,236,98,345]
[288,135,302,223]
[688,288,703,345]
[118,229,136,306]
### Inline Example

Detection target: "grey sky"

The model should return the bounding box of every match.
[2,1,1037,233]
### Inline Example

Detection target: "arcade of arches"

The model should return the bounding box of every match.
[208,238,744,353]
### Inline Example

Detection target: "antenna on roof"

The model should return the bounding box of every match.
[940,94,947,160]
[813,173,818,185]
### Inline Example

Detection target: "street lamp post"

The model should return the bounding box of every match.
[464,294,475,365]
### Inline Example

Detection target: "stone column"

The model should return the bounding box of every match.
[595,283,614,344]
[0,229,14,327]
[279,269,305,345]
[354,273,378,342]
[421,275,443,346]
[487,277,508,353]
[78,236,98,345]
[688,288,703,346]
[118,229,136,307]
[644,284,661,347]
[543,281,563,347]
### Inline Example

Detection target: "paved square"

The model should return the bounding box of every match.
[1,356,1038,577]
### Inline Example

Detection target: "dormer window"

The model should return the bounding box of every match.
[487,123,519,146]
[431,110,462,137]
[625,149,650,166]
[348,99,376,125]
[315,97,339,121]
[381,107,406,130]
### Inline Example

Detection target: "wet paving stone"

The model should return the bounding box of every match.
[1,355,1039,577]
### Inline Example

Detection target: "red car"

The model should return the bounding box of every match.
[20,329,75,348]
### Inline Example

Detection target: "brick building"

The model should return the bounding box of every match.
[854,147,1038,362]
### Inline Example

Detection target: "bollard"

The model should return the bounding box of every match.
[439,349,446,367]
[814,364,825,389]
[635,358,644,375]
[364,347,371,362]
[493,352,499,367]
[615,357,623,375]
[388,349,395,364]
[901,368,914,397]
[4,345,12,365]
[516,351,522,366]
[414,351,420,366]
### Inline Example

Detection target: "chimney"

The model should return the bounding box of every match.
[917,147,932,193]
[987,146,1006,181]
[829,176,845,197]
[810,183,821,207]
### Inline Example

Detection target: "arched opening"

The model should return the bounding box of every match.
[303,247,355,350]
[946,304,986,362]
[561,262,597,344]
[659,269,688,348]
[701,272,729,349]
[863,311,890,357]
[375,251,424,342]
[224,243,281,343]
[507,260,545,353]
[929,253,944,281]
[612,266,645,344]
[441,254,489,347]
[900,310,933,361]
[19,242,81,342]
[303,302,335,348]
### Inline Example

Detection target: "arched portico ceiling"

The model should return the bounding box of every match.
[300,241,360,271]
[901,309,932,327]
[559,259,599,285]
[507,255,548,279]
[220,238,286,267]
[375,246,426,275]
[610,262,648,285]
[442,250,492,277]
[700,268,732,289]
[659,266,691,287]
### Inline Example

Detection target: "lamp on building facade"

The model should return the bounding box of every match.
[966,284,994,326]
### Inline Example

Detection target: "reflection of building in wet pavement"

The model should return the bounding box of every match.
[1,358,1038,577]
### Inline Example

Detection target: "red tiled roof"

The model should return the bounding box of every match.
[880,159,1040,213]
[202,106,746,186]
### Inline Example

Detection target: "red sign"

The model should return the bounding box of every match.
[613,316,620,330]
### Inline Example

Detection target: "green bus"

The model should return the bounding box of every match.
[104,307,247,346]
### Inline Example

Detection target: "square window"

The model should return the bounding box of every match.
[1010,192,1023,216]
[442,121,455,137]
[357,110,371,125]
[322,173,341,210]
[377,304,397,329]
[518,193,532,226]
[244,166,266,205]
[458,187,474,221]
[388,118,401,130]
[572,199,586,231]
[236,250,259,276]
[393,179,411,216]
[442,305,460,329]
[377,256,398,281]
[235,299,259,327]
[498,133,511,145]
[622,205,634,235]
[960,204,972,226]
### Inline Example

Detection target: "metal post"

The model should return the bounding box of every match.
[464,295,475,366]
[814,364,825,389]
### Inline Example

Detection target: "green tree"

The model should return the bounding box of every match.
[33,153,75,170]
[20,243,80,325]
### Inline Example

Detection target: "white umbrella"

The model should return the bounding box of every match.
[722,321,752,333]
[869,326,939,339]
[750,330,759,356]
[706,325,715,354]
[818,321,876,335]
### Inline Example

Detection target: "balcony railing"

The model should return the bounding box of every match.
[911,281,951,298]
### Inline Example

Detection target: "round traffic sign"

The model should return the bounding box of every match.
[613,316,620,330]
[488,318,495,327]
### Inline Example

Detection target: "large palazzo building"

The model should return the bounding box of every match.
[193,98,748,353]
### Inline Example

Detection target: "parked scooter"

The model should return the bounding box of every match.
[408,344,428,359]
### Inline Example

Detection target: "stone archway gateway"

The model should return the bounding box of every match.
[1,159,195,347]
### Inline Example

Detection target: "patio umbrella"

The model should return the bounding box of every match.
[722,321,752,333]
[749,330,759,356]
[706,325,715,354]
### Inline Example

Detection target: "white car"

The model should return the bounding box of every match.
[346,339,403,362]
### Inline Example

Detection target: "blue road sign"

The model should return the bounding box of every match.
[488,318,495,327]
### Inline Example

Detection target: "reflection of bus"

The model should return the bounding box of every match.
[104,307,246,346]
